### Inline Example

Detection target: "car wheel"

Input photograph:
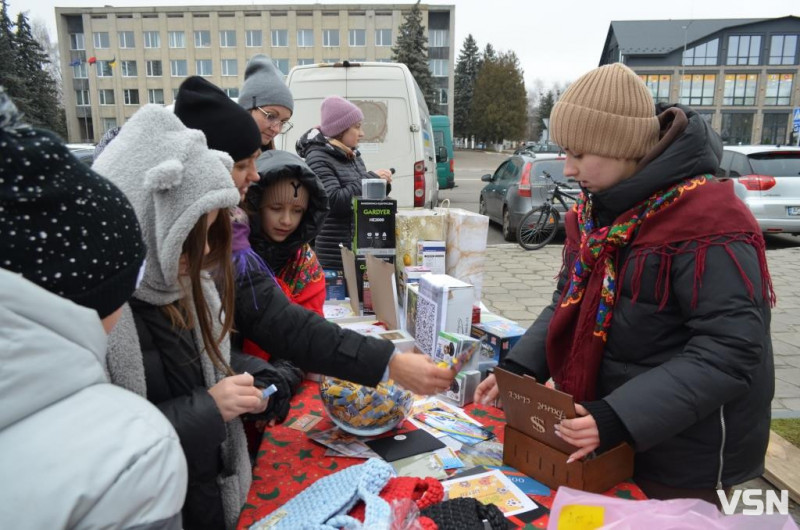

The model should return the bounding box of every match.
[479,196,487,216]
[502,207,515,241]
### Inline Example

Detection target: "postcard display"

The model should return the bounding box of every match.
[493,368,635,493]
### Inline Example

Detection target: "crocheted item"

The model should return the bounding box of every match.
[420,497,507,530]
[348,476,443,529]
[249,458,395,530]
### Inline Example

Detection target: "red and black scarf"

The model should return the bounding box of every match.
[546,175,774,402]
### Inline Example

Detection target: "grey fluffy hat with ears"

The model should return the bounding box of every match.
[92,104,240,304]
[238,54,294,113]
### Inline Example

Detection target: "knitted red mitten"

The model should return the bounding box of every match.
[349,476,443,528]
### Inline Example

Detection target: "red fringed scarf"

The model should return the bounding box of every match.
[546,176,774,402]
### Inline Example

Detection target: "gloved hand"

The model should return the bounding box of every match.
[252,359,303,424]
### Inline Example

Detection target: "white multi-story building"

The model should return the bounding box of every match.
[56,3,455,143]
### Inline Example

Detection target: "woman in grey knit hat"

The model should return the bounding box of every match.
[239,54,295,151]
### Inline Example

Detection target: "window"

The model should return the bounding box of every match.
[723,74,758,106]
[375,29,392,47]
[168,31,185,49]
[720,113,753,145]
[221,59,238,76]
[764,74,793,106]
[271,29,288,47]
[75,90,90,106]
[93,32,110,49]
[349,29,365,47]
[682,39,718,66]
[196,59,212,76]
[246,29,262,47]
[769,35,798,65]
[679,74,715,106]
[429,59,448,77]
[172,88,179,100]
[96,61,113,77]
[429,29,448,47]
[121,60,137,77]
[323,29,339,47]
[194,30,211,48]
[170,59,187,77]
[727,35,762,66]
[273,59,289,75]
[219,30,236,47]
[143,31,160,48]
[72,62,88,78]
[322,59,338,64]
[123,89,140,105]
[146,60,162,77]
[297,29,314,47]
[98,89,115,105]
[102,117,117,133]
[70,33,85,50]
[437,88,448,105]
[640,74,671,104]
[297,58,314,66]
[148,88,164,104]
[118,31,134,48]
[225,87,239,98]
[761,113,790,144]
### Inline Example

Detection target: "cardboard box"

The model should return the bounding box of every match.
[471,319,527,363]
[398,265,430,306]
[439,369,481,407]
[414,274,475,357]
[340,247,399,329]
[352,198,396,255]
[356,254,395,314]
[493,368,634,493]
[324,269,346,300]
[416,240,446,274]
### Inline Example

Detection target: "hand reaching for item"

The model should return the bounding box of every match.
[208,373,264,422]
[555,404,600,463]
[388,352,455,395]
[474,373,500,406]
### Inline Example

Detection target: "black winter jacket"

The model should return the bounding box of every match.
[503,105,774,489]
[296,128,385,270]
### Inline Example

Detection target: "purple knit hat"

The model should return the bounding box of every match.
[319,96,364,138]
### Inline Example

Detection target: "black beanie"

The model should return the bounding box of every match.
[174,76,262,162]
[0,88,145,318]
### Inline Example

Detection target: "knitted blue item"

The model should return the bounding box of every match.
[250,458,395,530]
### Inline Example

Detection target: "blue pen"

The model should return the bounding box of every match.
[261,384,278,400]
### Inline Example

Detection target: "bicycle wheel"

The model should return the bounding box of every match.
[517,206,560,250]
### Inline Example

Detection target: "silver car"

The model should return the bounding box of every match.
[717,145,800,234]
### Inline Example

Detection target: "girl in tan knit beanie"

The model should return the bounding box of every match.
[477,62,774,507]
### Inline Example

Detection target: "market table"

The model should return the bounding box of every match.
[237,380,646,529]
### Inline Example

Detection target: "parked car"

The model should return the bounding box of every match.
[479,153,572,240]
[67,143,95,166]
[432,115,454,189]
[513,142,562,156]
[717,145,800,234]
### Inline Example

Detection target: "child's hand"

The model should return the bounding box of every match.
[208,373,263,422]
[388,352,455,395]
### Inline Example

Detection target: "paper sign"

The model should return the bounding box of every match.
[557,504,605,530]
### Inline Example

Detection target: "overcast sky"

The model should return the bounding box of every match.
[9,0,799,87]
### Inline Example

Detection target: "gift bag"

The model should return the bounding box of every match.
[395,209,448,270]
[547,486,799,530]
[435,204,489,302]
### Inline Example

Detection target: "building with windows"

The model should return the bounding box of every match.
[601,16,800,145]
[56,3,455,143]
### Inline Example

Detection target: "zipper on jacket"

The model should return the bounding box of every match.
[716,405,726,489]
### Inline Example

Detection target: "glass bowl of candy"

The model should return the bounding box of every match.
[319,377,414,436]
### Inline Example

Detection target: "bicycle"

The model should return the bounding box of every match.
[516,172,580,250]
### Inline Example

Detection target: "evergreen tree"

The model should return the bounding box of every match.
[13,12,65,137]
[391,0,435,110]
[0,0,20,96]
[537,90,557,143]
[482,43,496,64]
[470,51,527,146]
[453,34,480,138]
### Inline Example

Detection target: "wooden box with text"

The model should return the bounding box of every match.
[494,368,634,493]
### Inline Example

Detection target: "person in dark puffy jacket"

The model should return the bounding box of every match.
[475,63,774,506]
[295,95,393,270]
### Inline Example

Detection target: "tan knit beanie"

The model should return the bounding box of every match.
[262,177,309,209]
[550,63,660,160]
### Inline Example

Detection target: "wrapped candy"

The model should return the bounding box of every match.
[319,377,414,436]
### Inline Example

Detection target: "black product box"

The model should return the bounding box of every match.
[352,198,397,255]
[356,253,395,314]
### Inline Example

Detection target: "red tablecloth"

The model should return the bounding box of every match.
[237,380,646,529]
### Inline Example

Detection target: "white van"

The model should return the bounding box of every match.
[278,61,439,208]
